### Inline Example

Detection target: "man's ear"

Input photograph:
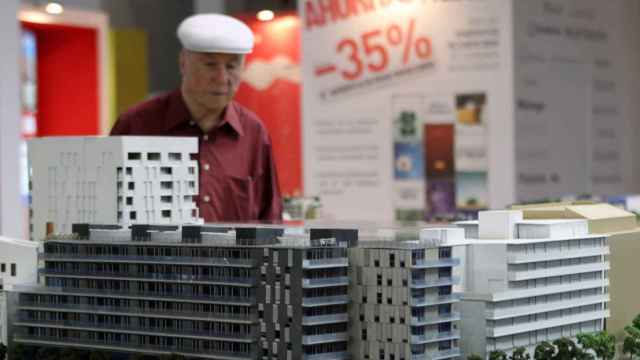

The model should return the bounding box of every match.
[179,49,187,75]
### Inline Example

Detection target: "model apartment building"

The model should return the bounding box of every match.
[28,136,200,241]
[8,224,356,360]
[0,235,38,345]
[349,228,466,360]
[456,210,610,357]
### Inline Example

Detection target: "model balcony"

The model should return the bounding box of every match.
[301,313,349,326]
[491,278,609,301]
[432,348,462,360]
[302,295,350,307]
[410,330,460,344]
[42,270,257,286]
[14,319,258,342]
[486,294,610,320]
[18,302,256,323]
[488,309,611,337]
[302,258,348,269]
[43,254,257,267]
[410,312,461,326]
[507,262,610,281]
[301,332,349,345]
[13,335,258,360]
[507,247,609,264]
[302,351,350,360]
[410,277,459,289]
[411,258,460,269]
[411,348,461,360]
[17,286,256,306]
[411,294,461,307]
[302,276,349,288]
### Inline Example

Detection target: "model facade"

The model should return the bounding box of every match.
[349,228,465,360]
[457,210,610,357]
[511,202,640,342]
[28,136,200,242]
[0,235,38,345]
[9,224,356,360]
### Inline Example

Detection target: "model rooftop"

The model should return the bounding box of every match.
[44,223,358,249]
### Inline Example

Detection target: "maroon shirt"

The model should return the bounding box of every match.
[110,89,283,222]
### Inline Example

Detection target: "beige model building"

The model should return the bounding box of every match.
[511,202,640,342]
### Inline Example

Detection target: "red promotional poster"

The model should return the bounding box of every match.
[234,12,302,198]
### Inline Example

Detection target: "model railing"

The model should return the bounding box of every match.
[19,302,256,322]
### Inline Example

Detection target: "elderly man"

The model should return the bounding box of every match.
[111,14,283,222]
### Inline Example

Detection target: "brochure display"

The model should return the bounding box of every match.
[300,0,634,222]
[300,0,512,221]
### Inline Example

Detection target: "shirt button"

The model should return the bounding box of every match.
[203,163,210,171]
[203,195,210,203]
[203,134,209,141]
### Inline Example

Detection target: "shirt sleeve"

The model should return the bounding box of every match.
[258,142,284,222]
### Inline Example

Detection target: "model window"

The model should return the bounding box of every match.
[127,152,141,160]
[147,152,160,161]
[168,153,182,161]
[439,247,452,258]
[160,181,173,190]
[11,263,16,276]
[1,263,5,272]
[160,167,172,175]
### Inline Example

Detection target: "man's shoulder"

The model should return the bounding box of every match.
[111,91,177,135]
[121,91,175,119]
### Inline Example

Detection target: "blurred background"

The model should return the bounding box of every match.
[2,0,640,239]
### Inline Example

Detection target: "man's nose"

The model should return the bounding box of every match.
[210,65,228,82]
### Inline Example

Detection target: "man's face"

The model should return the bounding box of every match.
[180,50,244,110]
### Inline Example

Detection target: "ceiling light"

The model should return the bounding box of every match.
[45,2,64,15]
[257,10,275,22]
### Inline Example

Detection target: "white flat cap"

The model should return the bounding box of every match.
[177,14,254,54]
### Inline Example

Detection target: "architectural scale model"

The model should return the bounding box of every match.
[348,228,466,360]
[9,136,618,360]
[28,136,201,242]
[511,202,640,343]
[0,235,38,345]
[9,224,357,360]
[457,210,610,357]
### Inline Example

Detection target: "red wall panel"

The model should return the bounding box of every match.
[234,13,302,198]
[21,22,99,136]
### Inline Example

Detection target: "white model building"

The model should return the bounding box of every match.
[28,136,201,241]
[0,235,38,345]
[457,210,610,357]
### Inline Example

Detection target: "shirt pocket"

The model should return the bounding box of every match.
[224,173,256,220]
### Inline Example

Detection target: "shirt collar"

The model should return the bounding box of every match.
[165,89,244,136]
